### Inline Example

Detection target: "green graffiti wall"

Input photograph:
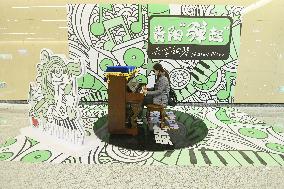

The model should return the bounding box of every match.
[67,4,243,103]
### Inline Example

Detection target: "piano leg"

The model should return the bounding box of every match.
[130,103,141,129]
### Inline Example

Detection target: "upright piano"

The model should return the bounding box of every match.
[104,66,144,136]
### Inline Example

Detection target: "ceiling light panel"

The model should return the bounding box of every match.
[2,33,36,35]
[31,6,66,8]
[1,0,70,42]
[11,6,30,9]
[41,19,67,22]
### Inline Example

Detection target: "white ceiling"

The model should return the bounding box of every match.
[0,0,278,42]
[0,0,69,42]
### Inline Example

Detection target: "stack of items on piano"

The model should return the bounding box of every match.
[164,111,179,130]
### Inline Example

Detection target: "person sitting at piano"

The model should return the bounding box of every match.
[138,63,170,119]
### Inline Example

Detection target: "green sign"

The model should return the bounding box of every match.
[148,16,233,60]
[149,16,232,46]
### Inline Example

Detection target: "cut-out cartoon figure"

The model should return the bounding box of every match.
[29,49,85,145]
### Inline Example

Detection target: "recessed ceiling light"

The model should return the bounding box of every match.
[32,6,66,8]
[0,54,13,60]
[7,19,19,22]
[26,37,55,40]
[2,33,35,35]
[0,27,7,30]
[41,19,67,22]
[12,6,30,9]
[18,49,28,55]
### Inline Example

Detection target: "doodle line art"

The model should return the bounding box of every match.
[67,4,243,103]
[3,3,281,167]
[28,49,86,145]
[1,106,284,166]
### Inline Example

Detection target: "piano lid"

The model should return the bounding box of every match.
[104,66,138,83]
[105,66,136,73]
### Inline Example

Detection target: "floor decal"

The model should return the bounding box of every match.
[1,105,284,166]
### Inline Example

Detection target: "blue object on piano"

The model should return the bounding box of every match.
[105,66,136,73]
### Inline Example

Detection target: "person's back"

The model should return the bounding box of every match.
[149,72,170,107]
[138,63,170,119]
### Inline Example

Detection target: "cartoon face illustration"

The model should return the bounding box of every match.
[52,64,64,79]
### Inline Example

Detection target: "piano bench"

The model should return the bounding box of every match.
[145,104,166,127]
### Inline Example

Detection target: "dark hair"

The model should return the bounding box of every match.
[153,63,170,84]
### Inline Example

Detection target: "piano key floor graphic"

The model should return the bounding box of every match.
[1,105,284,166]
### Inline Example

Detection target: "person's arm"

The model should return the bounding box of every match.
[147,77,168,96]
[147,87,155,91]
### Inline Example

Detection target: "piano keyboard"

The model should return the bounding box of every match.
[191,59,238,86]
[41,118,85,145]
[54,118,78,130]
[190,60,224,83]
[176,59,236,101]
[153,149,284,166]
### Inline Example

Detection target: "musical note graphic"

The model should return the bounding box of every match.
[68,4,243,104]
[130,4,143,34]
[217,71,236,100]
[103,16,131,51]
[90,4,113,36]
